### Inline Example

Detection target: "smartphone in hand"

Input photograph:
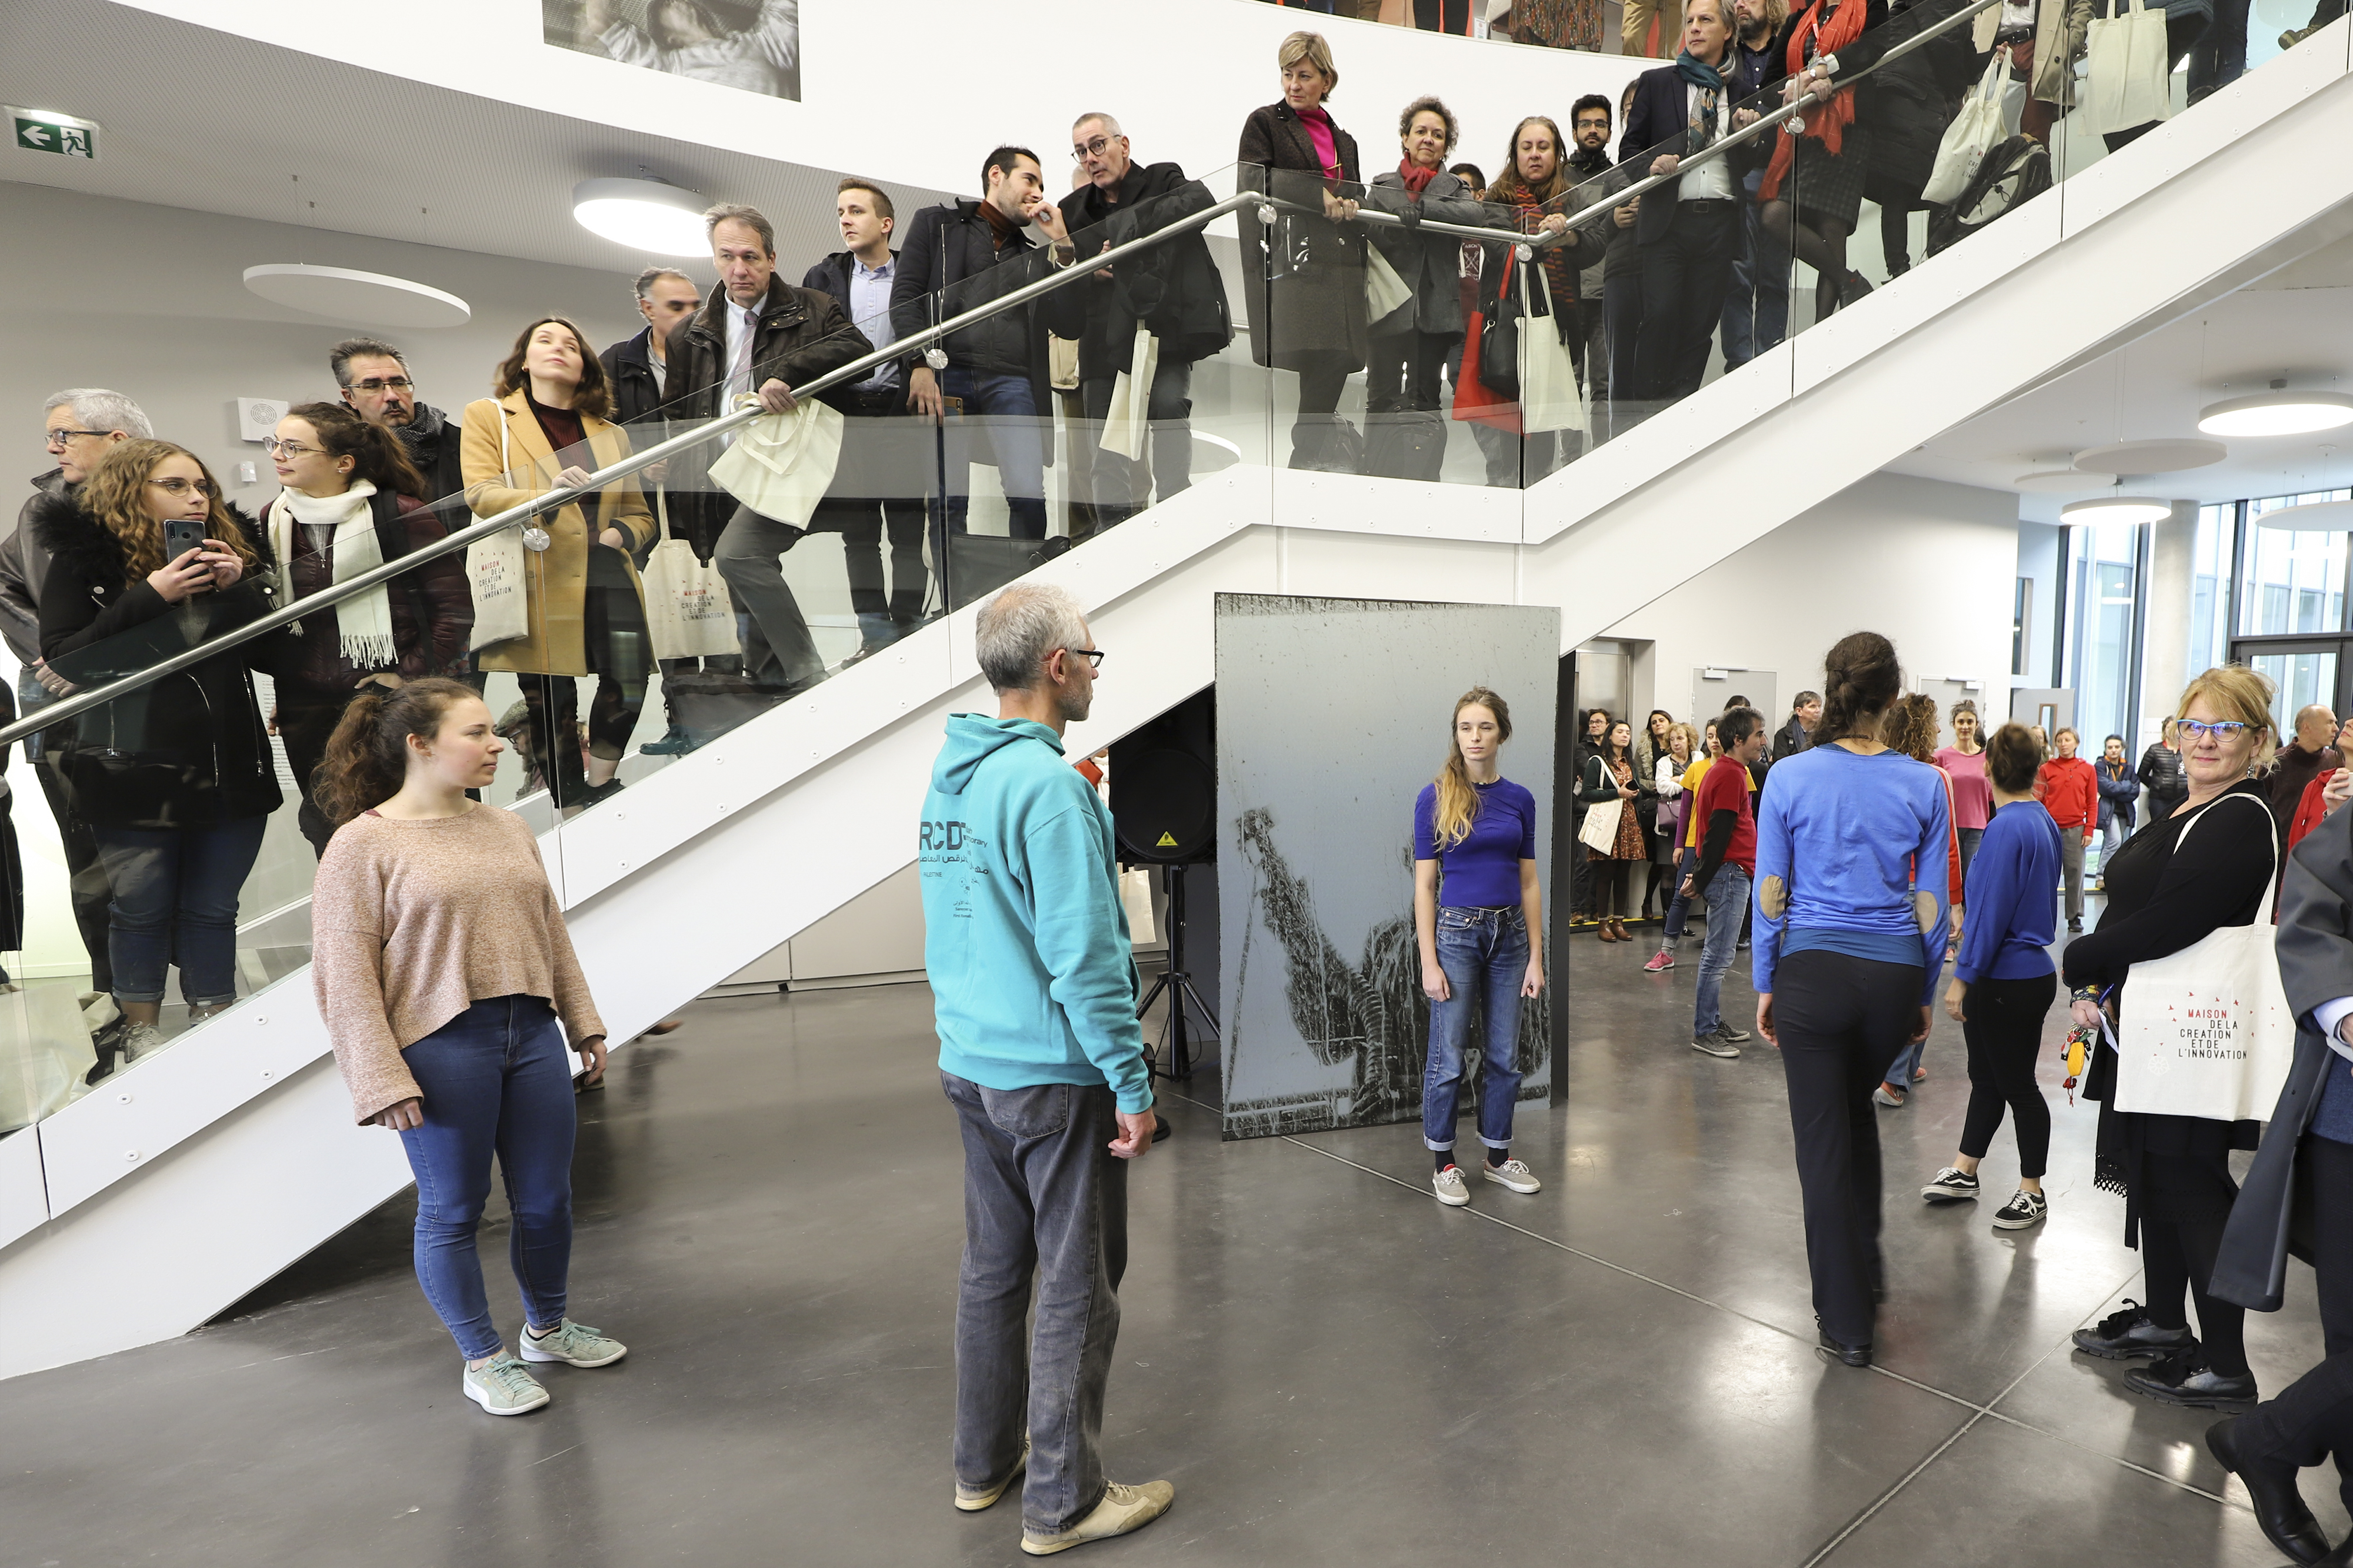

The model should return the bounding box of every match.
[164,517,206,564]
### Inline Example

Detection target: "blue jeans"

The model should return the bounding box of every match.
[936,366,1046,541]
[1694,863,1752,1037]
[89,816,268,1006]
[1422,906,1529,1152]
[1719,181,1790,371]
[396,995,577,1360]
[1662,843,1698,940]
[1955,825,1984,885]
[942,1072,1128,1535]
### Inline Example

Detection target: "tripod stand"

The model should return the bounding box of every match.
[1136,863,1219,1080]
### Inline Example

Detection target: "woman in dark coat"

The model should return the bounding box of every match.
[35,439,296,1065]
[1862,0,1976,276]
[1361,98,1489,423]
[2063,668,2278,1412]
[1757,0,1892,320]
[1239,29,1368,473]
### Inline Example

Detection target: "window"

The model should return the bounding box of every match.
[2012,577,2031,677]
[2237,491,2350,636]
[2187,503,2232,675]
[2067,523,2141,760]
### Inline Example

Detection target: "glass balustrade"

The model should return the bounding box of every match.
[2,4,2345,1138]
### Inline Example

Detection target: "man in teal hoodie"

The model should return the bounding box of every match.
[920,581,1172,1556]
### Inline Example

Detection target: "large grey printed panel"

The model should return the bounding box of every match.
[1215,594,1559,1142]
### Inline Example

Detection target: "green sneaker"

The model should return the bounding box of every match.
[519,1319,628,1368]
[463,1353,551,1416]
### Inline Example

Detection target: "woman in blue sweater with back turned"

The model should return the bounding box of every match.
[1753,632,1951,1369]
[1919,721,2062,1230]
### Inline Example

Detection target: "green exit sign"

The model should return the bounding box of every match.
[9,109,99,160]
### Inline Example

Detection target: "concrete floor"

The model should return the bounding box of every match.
[0,916,2337,1567]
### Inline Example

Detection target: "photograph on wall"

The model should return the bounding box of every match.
[542,0,800,101]
[1215,593,1559,1142]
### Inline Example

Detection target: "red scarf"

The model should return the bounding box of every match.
[1759,0,1868,202]
[1397,160,1439,199]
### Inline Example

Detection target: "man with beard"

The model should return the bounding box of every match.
[332,338,465,511]
[1566,94,1615,398]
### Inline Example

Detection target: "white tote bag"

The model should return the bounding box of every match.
[2110,793,2297,1122]
[1578,796,1624,853]
[1364,243,1415,334]
[706,400,845,529]
[2088,0,2174,134]
[639,487,739,662]
[465,410,531,653]
[1099,324,1161,463]
[1922,51,2011,206]
[1518,266,1588,435]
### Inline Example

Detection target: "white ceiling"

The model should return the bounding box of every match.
[3,0,953,282]
[1888,232,2353,518]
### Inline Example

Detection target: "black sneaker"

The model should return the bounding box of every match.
[2072,1299,2198,1360]
[1717,1022,1752,1043]
[1690,1029,1741,1059]
[2124,1349,2257,1410]
[1992,1189,2048,1229]
[1921,1167,1981,1202]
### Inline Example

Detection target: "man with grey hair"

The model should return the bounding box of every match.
[1051,114,1230,529]
[1771,689,1822,762]
[600,266,702,431]
[918,581,1173,1555]
[4,389,148,1014]
[331,337,466,506]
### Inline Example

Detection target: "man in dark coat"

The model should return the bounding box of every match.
[890,146,1071,543]
[1055,114,1232,530]
[662,203,870,695]
[332,338,465,513]
[2210,801,2353,1563]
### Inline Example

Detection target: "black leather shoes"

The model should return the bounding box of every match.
[1816,1322,1872,1367]
[2072,1298,2198,1360]
[2208,1417,2331,1564]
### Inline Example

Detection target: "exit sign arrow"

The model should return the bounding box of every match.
[9,108,99,161]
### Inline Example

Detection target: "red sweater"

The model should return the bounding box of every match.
[2037,757,2098,833]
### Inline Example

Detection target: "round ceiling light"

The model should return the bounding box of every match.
[2198,388,2353,438]
[2254,498,2353,531]
[572,176,707,255]
[2059,495,2173,526]
[243,265,469,329]
[2071,438,2228,475]
[2014,469,2113,493]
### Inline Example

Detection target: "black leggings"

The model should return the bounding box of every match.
[1367,332,1452,414]
[2139,1151,2248,1379]
[2239,1137,2353,1509]
[1775,949,1924,1343]
[1957,971,2057,1177]
[1590,855,1634,919]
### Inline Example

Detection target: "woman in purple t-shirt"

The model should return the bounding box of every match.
[1414,687,1545,1211]
[1934,699,1994,881]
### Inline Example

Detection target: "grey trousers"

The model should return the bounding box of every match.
[942,1072,1129,1534]
[1079,359,1193,529]
[2059,828,2085,922]
[713,503,825,690]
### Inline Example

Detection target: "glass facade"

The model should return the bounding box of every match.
[2067,523,2141,756]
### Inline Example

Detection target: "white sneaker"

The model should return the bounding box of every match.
[1482,1158,1542,1194]
[1432,1165,1471,1206]
[118,1022,167,1063]
[1021,1480,1175,1556]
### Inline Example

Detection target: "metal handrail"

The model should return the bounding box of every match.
[8,0,2007,750]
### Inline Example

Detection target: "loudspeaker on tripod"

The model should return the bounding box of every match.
[1109,686,1216,865]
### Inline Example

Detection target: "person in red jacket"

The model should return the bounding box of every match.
[2036,727,2098,933]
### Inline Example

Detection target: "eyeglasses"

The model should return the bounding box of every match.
[43,428,106,450]
[146,477,216,498]
[1066,648,1106,669]
[2175,720,2249,741]
[344,376,414,394]
[1070,136,1115,162]
[261,436,322,459]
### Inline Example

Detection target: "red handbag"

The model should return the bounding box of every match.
[1452,250,1522,435]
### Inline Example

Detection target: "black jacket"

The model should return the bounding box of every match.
[889,200,1061,446]
[802,248,907,396]
[1054,162,1234,381]
[1771,715,1813,761]
[600,325,671,432]
[1619,65,1744,245]
[1237,102,1369,372]
[33,491,294,830]
[395,402,467,516]
[658,275,872,553]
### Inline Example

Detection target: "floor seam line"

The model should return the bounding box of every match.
[1799,1410,1986,1568]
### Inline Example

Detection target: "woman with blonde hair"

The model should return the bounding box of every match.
[459,316,656,811]
[1414,687,1545,1207]
[2065,666,2278,1410]
[34,439,293,1064]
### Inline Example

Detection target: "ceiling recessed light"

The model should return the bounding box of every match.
[2071,438,2228,475]
[572,176,707,255]
[243,265,468,329]
[2254,498,2353,531]
[2198,387,2353,438]
[2060,495,2173,526]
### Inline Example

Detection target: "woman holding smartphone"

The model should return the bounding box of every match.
[312,678,625,1417]
[34,439,292,1066]
[1414,687,1545,1208]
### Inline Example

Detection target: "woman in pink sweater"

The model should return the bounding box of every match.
[312,677,625,1417]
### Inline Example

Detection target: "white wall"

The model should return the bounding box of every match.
[2015,519,2064,690]
[116,0,1647,203]
[1604,473,2022,726]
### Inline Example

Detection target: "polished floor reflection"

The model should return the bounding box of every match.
[0,918,2329,1566]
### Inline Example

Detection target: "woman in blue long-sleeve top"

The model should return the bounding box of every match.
[1752,632,1951,1368]
[1919,722,2062,1230]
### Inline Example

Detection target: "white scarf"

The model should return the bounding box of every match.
[268,479,399,669]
